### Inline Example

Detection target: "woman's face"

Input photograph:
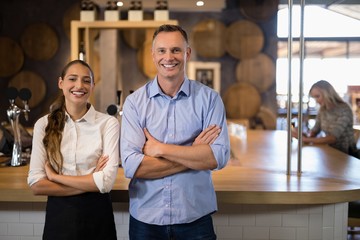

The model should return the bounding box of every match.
[310,87,324,107]
[58,63,94,106]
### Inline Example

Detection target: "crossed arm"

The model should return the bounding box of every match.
[134,125,221,179]
[30,155,109,196]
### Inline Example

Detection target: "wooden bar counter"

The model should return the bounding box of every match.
[1,130,359,204]
[214,130,360,204]
[1,130,359,239]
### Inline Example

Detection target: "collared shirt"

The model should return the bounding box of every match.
[28,105,120,193]
[121,77,230,225]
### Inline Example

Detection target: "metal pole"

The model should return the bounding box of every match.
[286,0,293,175]
[297,0,306,175]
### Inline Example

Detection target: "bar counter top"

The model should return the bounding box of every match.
[1,130,359,204]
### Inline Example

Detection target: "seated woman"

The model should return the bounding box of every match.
[292,80,359,158]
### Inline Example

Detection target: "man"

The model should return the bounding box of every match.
[121,24,230,240]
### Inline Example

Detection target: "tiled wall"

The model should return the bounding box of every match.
[0,202,348,240]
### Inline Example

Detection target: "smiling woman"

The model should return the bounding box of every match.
[28,60,120,240]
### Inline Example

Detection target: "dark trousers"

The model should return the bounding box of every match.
[129,213,217,240]
[43,192,117,240]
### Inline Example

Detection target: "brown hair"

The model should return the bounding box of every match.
[152,24,189,45]
[42,60,94,173]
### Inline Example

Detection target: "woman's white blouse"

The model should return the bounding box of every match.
[28,105,120,193]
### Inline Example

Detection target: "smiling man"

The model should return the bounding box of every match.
[121,24,230,240]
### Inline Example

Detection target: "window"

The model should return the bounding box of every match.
[277,5,360,98]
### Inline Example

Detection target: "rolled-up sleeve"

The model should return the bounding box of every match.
[27,117,48,186]
[207,94,230,170]
[92,117,120,193]
[120,97,145,179]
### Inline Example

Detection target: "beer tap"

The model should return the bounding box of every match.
[6,87,31,167]
[106,90,122,120]
[19,88,31,121]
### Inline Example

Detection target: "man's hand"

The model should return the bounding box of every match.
[193,124,220,145]
[143,128,163,158]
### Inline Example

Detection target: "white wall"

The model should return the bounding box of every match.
[0,202,348,240]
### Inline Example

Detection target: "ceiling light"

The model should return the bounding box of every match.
[196,1,204,7]
[116,1,123,7]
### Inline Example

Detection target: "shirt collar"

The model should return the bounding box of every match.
[65,104,96,124]
[149,76,190,98]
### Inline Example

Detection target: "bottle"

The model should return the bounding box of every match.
[136,1,142,10]
[87,1,94,10]
[116,90,122,106]
[80,0,88,10]
[130,1,136,10]
[158,1,168,10]
[156,1,161,10]
[162,1,168,10]
[79,41,86,61]
[106,1,112,10]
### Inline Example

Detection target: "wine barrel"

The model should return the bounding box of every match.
[137,40,157,79]
[20,23,59,61]
[240,0,279,22]
[123,28,147,50]
[122,12,153,49]
[0,37,24,77]
[235,53,275,93]
[255,106,277,130]
[223,82,261,119]
[225,20,264,60]
[191,19,226,58]
[8,71,46,108]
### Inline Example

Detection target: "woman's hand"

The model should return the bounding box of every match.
[291,127,299,139]
[291,127,316,145]
[45,161,57,181]
[193,124,221,145]
[94,155,109,172]
[291,127,308,139]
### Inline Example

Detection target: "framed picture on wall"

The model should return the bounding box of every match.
[187,61,221,93]
[352,93,360,124]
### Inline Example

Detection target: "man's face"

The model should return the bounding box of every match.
[152,31,191,81]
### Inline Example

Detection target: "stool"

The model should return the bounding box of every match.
[348,201,360,234]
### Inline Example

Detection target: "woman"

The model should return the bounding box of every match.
[292,80,358,157]
[27,60,119,239]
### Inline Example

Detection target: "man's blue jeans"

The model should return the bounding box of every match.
[129,214,217,240]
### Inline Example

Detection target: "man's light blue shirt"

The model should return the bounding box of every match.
[121,77,230,225]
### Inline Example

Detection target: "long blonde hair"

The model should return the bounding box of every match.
[310,80,345,110]
[42,60,94,173]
